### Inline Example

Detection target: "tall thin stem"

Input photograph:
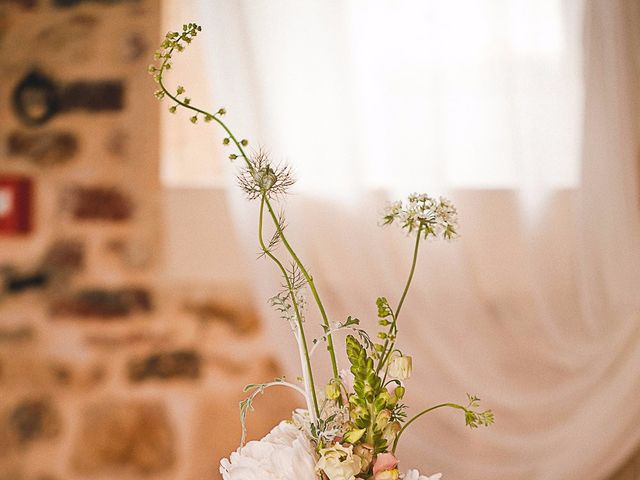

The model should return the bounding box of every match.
[157,54,340,384]
[376,225,423,373]
[264,201,340,381]
[259,197,319,420]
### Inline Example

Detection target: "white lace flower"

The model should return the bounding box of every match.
[402,469,442,480]
[220,421,318,480]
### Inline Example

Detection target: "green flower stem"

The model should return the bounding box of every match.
[263,200,340,382]
[156,46,340,388]
[376,225,423,374]
[392,402,466,454]
[258,196,320,419]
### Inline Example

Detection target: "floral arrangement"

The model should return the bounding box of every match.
[150,24,494,480]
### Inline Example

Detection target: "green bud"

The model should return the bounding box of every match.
[176,85,185,95]
[377,332,387,339]
[375,409,392,430]
[223,138,230,145]
[325,382,340,401]
[394,386,405,400]
[190,115,198,123]
[168,105,177,114]
[183,98,191,105]
[204,115,214,123]
[241,139,249,146]
[229,154,238,160]
[377,390,391,405]
[342,428,366,444]
[217,107,226,116]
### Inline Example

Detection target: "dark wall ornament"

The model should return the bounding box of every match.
[12,70,125,126]
[12,70,60,127]
[7,130,79,166]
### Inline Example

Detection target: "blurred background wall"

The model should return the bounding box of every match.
[0,2,296,480]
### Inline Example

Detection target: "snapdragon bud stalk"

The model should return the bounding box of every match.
[375,409,392,430]
[382,421,402,449]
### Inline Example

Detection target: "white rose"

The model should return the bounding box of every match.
[316,443,363,480]
[402,469,442,480]
[220,421,318,480]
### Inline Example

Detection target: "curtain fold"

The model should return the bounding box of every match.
[164,1,640,478]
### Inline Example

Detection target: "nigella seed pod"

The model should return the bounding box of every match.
[253,167,277,191]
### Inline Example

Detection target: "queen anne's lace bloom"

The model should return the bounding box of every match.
[382,194,458,239]
[220,421,318,480]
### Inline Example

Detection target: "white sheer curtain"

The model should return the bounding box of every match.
[163,1,640,479]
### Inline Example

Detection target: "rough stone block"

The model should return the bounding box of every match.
[50,287,152,318]
[63,186,133,221]
[71,400,175,475]
[52,0,139,6]
[1,268,49,294]
[6,398,61,445]
[7,130,79,166]
[35,14,98,58]
[184,300,259,335]
[120,32,148,62]
[40,239,84,273]
[0,0,38,9]
[60,80,124,112]
[0,325,34,344]
[127,349,201,382]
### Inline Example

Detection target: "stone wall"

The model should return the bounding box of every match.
[0,2,296,479]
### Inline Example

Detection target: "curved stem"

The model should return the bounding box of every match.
[259,197,319,420]
[376,226,423,373]
[240,380,310,445]
[264,201,340,381]
[392,403,466,454]
[158,56,340,384]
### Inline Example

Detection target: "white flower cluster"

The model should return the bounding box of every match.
[220,421,318,480]
[382,194,458,240]
[403,470,443,480]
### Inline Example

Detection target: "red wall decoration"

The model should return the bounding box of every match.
[0,176,33,235]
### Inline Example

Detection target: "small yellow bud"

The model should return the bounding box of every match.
[375,409,392,430]
[325,382,340,401]
[217,107,226,116]
[241,139,249,146]
[223,138,230,145]
[229,154,238,160]
[342,428,366,444]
